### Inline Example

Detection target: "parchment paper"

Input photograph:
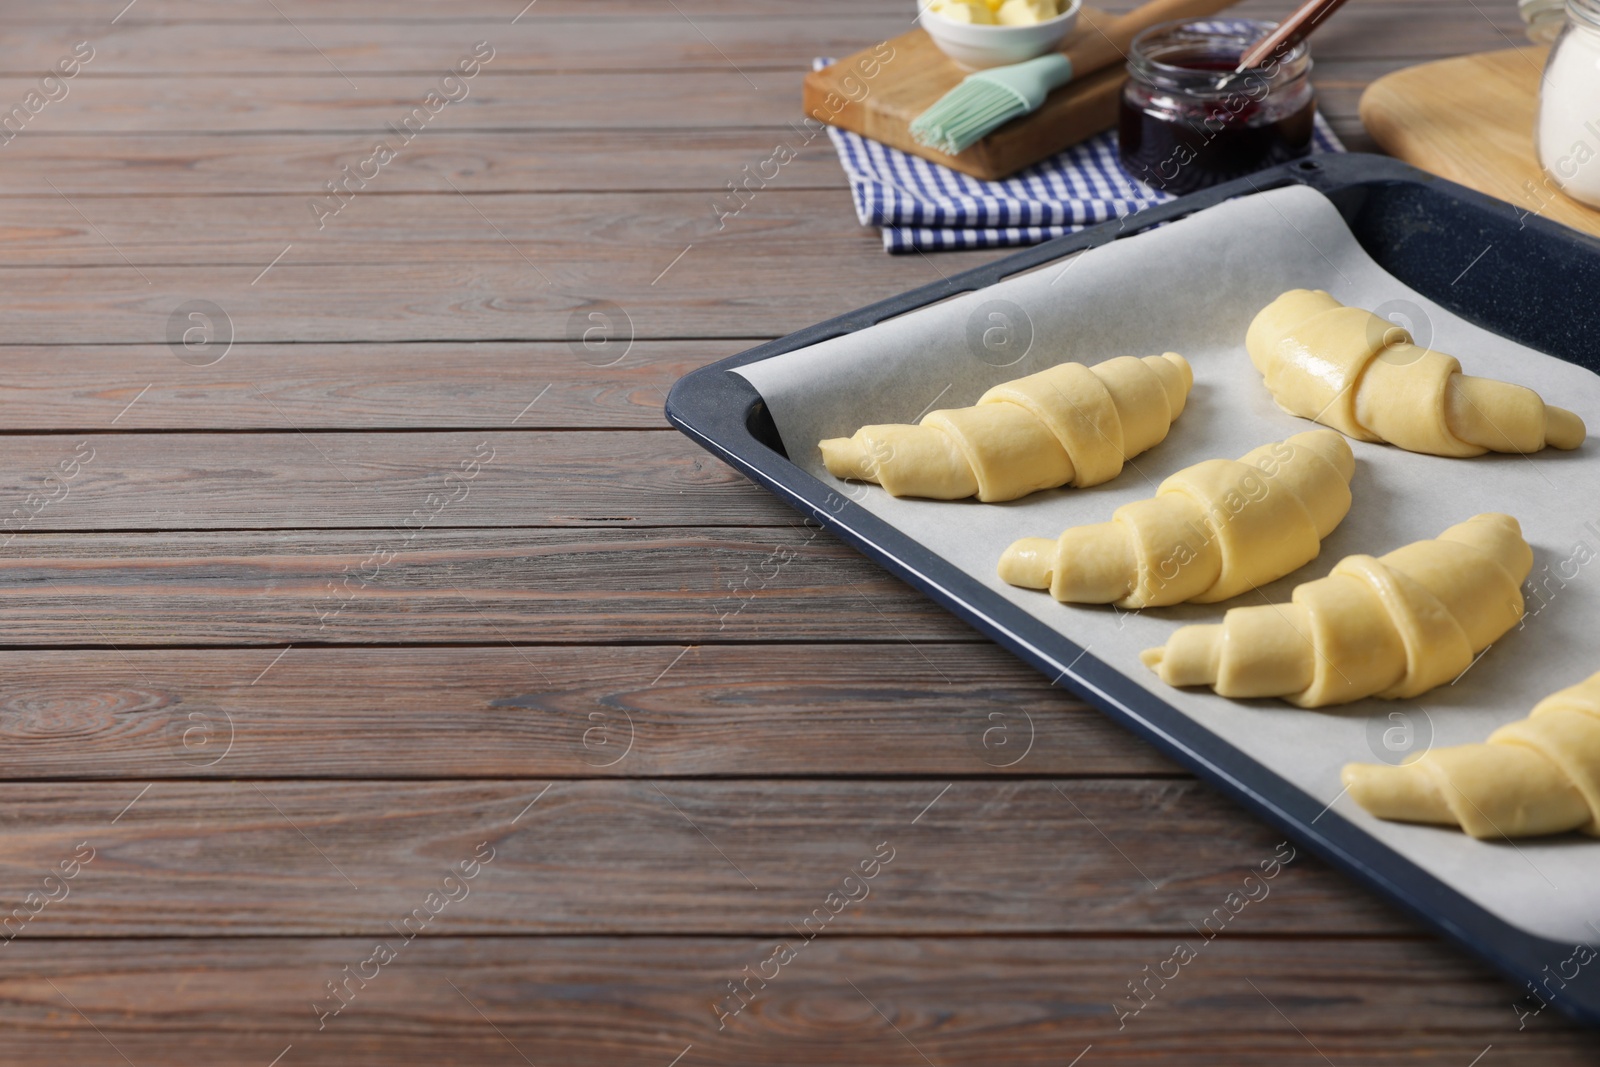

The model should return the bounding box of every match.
[738,184,1600,945]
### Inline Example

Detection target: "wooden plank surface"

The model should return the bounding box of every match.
[0,0,1592,1059]
[0,432,801,528]
[0,937,1586,1066]
[0,646,1176,778]
[0,779,1413,935]
[0,13,1517,74]
[0,528,973,645]
[0,342,736,430]
[0,191,942,264]
[0,132,859,195]
[0,1,918,17]
[0,73,815,130]
[0,256,996,344]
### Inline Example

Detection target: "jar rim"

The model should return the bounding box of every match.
[1570,0,1600,30]
[1128,17,1310,87]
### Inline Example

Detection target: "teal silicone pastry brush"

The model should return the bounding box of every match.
[910,53,1076,156]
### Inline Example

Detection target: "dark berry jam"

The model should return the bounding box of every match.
[1119,26,1316,195]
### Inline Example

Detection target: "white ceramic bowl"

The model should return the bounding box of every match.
[917,0,1082,70]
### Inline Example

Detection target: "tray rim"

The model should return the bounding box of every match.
[665,151,1600,1029]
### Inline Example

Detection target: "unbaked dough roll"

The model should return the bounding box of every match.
[998,429,1354,607]
[819,353,1192,502]
[1343,671,1600,839]
[1140,514,1533,707]
[1246,290,1585,456]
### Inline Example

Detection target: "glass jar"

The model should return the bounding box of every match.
[1521,0,1569,44]
[1118,19,1316,195]
[1536,0,1600,208]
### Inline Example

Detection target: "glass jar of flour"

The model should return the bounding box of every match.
[1538,0,1600,208]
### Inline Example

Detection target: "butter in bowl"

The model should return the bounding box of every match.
[918,0,1082,69]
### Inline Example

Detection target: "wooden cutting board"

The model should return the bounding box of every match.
[1360,47,1600,240]
[803,11,1126,181]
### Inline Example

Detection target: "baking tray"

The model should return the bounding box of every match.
[664,152,1600,1027]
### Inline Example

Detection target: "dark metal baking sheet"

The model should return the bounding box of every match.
[665,152,1600,1027]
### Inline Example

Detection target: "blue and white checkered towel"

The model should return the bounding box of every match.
[813,58,1344,253]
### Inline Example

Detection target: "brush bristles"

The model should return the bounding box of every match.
[909,81,1029,155]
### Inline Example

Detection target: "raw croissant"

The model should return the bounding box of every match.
[1246,289,1585,456]
[819,353,1192,502]
[1343,671,1600,839]
[1141,513,1532,707]
[999,429,1354,607]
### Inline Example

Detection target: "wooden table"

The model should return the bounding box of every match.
[0,1,1593,1063]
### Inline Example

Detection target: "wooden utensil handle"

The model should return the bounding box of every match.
[1237,0,1350,68]
[1064,0,1241,79]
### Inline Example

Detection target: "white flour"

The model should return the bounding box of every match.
[1539,9,1600,207]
